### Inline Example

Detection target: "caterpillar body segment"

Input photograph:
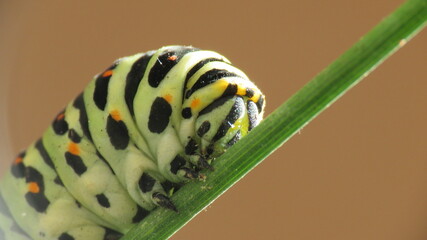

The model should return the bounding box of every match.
[0,46,265,240]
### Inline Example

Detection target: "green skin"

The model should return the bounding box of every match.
[0,46,265,240]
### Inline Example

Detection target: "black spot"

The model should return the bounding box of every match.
[185,69,240,99]
[198,95,234,116]
[73,93,92,141]
[148,47,197,88]
[106,115,130,150]
[35,139,55,170]
[132,205,150,223]
[256,95,264,113]
[212,97,244,142]
[96,194,110,208]
[197,121,211,137]
[25,167,50,213]
[185,138,198,155]
[93,76,110,111]
[93,64,117,110]
[183,58,225,102]
[220,83,238,98]
[245,88,255,98]
[227,130,242,147]
[11,152,26,178]
[25,167,44,186]
[181,107,192,119]
[68,129,82,143]
[103,228,123,240]
[25,167,44,189]
[148,97,172,133]
[170,155,186,174]
[75,200,82,208]
[54,176,64,186]
[65,152,87,176]
[125,52,155,116]
[247,100,258,131]
[58,233,75,240]
[11,161,25,178]
[138,173,156,193]
[52,110,69,135]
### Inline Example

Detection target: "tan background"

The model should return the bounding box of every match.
[1,0,427,239]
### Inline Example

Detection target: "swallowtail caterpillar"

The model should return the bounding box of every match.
[0,46,265,240]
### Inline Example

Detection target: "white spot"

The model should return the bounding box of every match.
[157,57,163,66]
[399,39,407,47]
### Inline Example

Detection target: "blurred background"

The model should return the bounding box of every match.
[1,0,426,239]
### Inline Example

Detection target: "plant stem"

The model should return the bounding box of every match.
[122,0,427,239]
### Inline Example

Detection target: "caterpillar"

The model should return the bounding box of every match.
[0,46,265,240]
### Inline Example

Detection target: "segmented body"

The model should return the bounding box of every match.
[0,46,265,240]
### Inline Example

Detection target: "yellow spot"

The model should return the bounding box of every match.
[28,182,40,193]
[217,79,228,91]
[164,94,173,103]
[251,93,260,102]
[191,98,201,108]
[102,70,113,77]
[14,156,23,165]
[110,110,121,121]
[399,39,407,47]
[68,142,80,155]
[237,86,246,96]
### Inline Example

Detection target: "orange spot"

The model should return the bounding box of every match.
[28,182,40,193]
[167,55,177,61]
[164,94,173,103]
[14,157,23,165]
[68,142,80,155]
[102,70,113,77]
[110,110,121,121]
[191,98,201,108]
[56,113,65,121]
[237,86,246,96]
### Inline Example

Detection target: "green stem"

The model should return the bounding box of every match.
[122,0,427,239]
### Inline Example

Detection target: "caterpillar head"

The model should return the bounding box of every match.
[194,94,265,160]
[178,50,265,170]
